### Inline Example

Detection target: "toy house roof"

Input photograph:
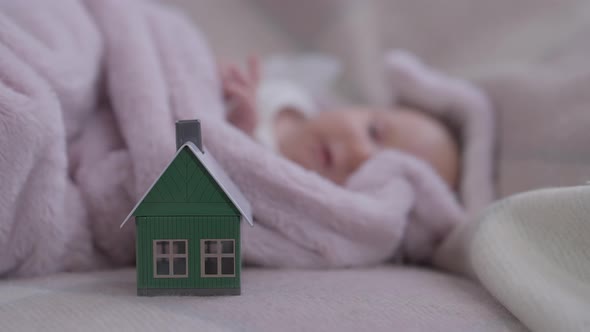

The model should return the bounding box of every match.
[120,142,253,228]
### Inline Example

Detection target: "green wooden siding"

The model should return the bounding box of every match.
[134,146,239,216]
[136,216,241,289]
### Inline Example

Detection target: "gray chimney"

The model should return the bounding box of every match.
[176,119,203,152]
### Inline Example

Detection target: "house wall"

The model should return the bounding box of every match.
[136,216,241,290]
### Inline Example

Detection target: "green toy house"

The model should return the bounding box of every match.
[120,120,253,296]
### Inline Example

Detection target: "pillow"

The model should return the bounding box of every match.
[479,65,590,198]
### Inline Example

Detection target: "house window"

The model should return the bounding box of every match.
[201,239,235,277]
[153,240,188,278]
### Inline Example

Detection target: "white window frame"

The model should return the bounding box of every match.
[153,239,188,278]
[200,239,236,278]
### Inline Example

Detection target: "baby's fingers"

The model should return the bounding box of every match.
[247,56,261,84]
[225,81,252,102]
[228,65,248,86]
[218,62,232,81]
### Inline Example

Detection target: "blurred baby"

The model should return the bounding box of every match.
[220,57,460,189]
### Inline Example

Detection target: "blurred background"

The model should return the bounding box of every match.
[168,0,590,101]
[166,0,590,198]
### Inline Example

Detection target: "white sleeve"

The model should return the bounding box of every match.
[254,78,316,150]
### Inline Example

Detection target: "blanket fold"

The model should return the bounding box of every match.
[0,0,491,277]
[471,185,590,331]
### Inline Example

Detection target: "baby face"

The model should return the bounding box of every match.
[276,107,460,188]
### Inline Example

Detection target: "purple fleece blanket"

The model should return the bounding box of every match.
[0,0,493,277]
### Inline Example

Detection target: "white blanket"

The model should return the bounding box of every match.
[467,185,590,331]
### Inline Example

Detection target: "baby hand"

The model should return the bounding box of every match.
[220,57,260,136]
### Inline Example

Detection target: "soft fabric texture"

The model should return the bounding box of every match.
[481,66,590,197]
[7,165,590,332]
[383,50,495,220]
[0,0,494,278]
[469,185,590,332]
[0,267,524,332]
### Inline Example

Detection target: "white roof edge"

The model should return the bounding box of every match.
[120,143,254,228]
[186,143,253,226]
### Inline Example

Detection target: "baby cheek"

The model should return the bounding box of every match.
[326,169,348,186]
